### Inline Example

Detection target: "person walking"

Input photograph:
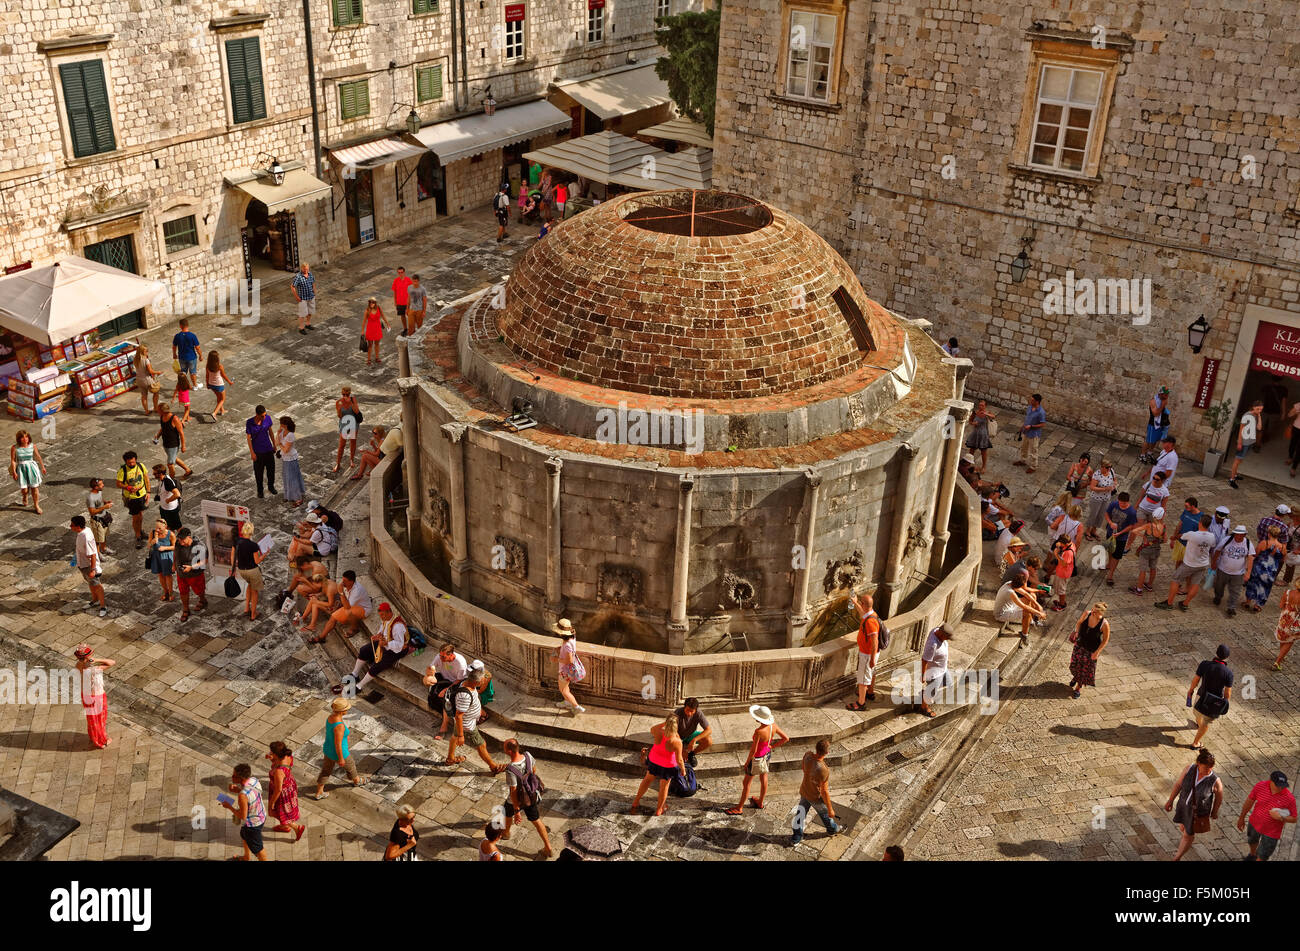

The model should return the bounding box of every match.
[1208,505,1233,549]
[500,738,554,858]
[1067,602,1110,699]
[919,623,956,715]
[152,463,182,532]
[1169,497,1201,566]
[391,266,412,335]
[135,344,160,413]
[9,430,46,514]
[1083,458,1117,541]
[292,261,316,334]
[1158,513,1216,610]
[1013,393,1046,473]
[1227,400,1263,489]
[726,705,788,814]
[276,417,304,507]
[791,737,841,845]
[1141,385,1171,463]
[1048,534,1076,611]
[1237,771,1296,861]
[493,182,511,242]
[1149,435,1179,487]
[846,590,880,709]
[314,697,366,799]
[1211,525,1254,618]
[424,642,470,734]
[1244,524,1286,612]
[171,318,202,378]
[266,741,306,841]
[154,404,193,480]
[361,297,389,366]
[1129,507,1166,595]
[174,525,208,621]
[630,713,685,817]
[1136,470,1170,522]
[407,274,427,335]
[173,371,194,424]
[231,522,266,620]
[245,404,277,497]
[332,387,361,474]
[1049,503,1085,552]
[551,618,586,715]
[964,399,995,472]
[70,516,107,618]
[73,644,115,748]
[147,519,177,603]
[1165,748,1223,861]
[1257,504,1291,547]
[206,351,233,418]
[1186,645,1233,750]
[386,805,420,861]
[221,763,269,861]
[444,668,503,773]
[85,477,114,555]
[1273,578,1300,670]
[332,602,411,694]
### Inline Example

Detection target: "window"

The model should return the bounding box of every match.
[416,65,443,102]
[162,215,199,255]
[504,4,526,60]
[225,38,267,125]
[587,3,604,43]
[655,0,670,19]
[59,60,116,158]
[832,286,875,353]
[332,0,363,27]
[412,0,437,12]
[339,80,370,120]
[785,9,836,102]
[1029,65,1103,173]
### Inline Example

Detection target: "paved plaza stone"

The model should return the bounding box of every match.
[1,206,1297,861]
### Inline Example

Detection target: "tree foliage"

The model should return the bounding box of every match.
[654,7,720,136]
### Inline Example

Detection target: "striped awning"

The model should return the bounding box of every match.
[416,99,571,164]
[326,136,426,170]
[523,131,662,185]
[637,116,713,149]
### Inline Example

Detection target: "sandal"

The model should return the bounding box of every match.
[307,634,328,644]
[748,797,764,810]
[180,613,190,622]
[724,806,743,816]
[1105,579,1114,586]
[846,701,866,711]
[444,756,467,766]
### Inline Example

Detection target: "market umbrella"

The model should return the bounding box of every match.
[0,258,166,346]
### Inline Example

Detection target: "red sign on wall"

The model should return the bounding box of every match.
[1250,321,1300,381]
[505,3,525,21]
[587,0,604,8]
[1194,357,1220,409]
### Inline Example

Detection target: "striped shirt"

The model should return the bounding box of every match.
[1257,516,1290,546]
[1248,780,1296,839]
[291,271,316,301]
[454,684,482,725]
[242,777,267,827]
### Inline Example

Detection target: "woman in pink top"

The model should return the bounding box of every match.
[630,714,685,816]
[726,705,788,815]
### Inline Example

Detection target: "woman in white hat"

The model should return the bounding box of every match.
[551,619,586,715]
[1129,506,1167,595]
[724,705,788,815]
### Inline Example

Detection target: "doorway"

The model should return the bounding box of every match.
[1222,307,1300,487]
[345,168,377,247]
[241,201,299,283]
[82,234,143,339]
[416,153,447,216]
[1235,371,1298,484]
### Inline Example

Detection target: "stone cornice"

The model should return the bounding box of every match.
[210,13,271,32]
[37,33,116,55]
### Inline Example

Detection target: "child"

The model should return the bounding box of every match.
[1050,535,1075,611]
[174,372,193,423]
[538,219,550,240]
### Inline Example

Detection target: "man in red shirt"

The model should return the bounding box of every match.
[846,591,880,709]
[392,266,413,335]
[1237,770,1296,861]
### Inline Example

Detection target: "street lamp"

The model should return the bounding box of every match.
[255,152,285,185]
[1188,314,1210,353]
[1009,234,1033,284]
[482,85,497,116]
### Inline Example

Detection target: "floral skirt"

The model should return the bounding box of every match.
[1069,643,1097,687]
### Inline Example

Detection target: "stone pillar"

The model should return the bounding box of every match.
[441,422,472,599]
[399,377,425,555]
[944,356,975,402]
[787,468,822,647]
[878,443,919,616]
[929,400,972,577]
[543,455,564,629]
[667,473,695,653]
[397,335,411,378]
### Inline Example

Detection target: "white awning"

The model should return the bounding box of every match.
[326,137,426,170]
[637,116,713,149]
[415,100,572,164]
[224,168,333,215]
[609,147,713,191]
[0,258,166,346]
[523,131,663,185]
[551,63,671,121]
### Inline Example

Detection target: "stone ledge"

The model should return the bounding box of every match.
[37,33,115,54]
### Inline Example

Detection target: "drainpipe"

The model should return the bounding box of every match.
[458,0,470,110]
[302,0,323,180]
[448,0,460,111]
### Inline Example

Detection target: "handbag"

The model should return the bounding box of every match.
[987,418,998,438]
[358,335,368,352]
[144,552,153,571]
[148,379,161,394]
[1193,814,1212,834]
[224,565,241,598]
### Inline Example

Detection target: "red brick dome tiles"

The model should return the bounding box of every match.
[495,190,898,401]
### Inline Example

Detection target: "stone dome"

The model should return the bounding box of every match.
[495,190,892,401]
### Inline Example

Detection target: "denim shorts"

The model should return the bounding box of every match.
[240,823,264,854]
[1236,443,1254,459]
[209,384,225,395]
[165,445,180,464]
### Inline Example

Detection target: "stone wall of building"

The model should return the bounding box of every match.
[713,0,1300,459]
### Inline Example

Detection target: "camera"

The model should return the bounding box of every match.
[995,483,1011,499]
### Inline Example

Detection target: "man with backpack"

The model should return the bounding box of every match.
[500,738,553,858]
[493,183,511,242]
[846,591,887,710]
[445,668,503,773]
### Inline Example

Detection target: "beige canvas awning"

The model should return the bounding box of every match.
[416,99,571,164]
[550,63,671,121]
[637,116,713,149]
[609,147,713,191]
[523,131,663,185]
[326,136,426,170]
[0,258,166,346]
[224,168,333,215]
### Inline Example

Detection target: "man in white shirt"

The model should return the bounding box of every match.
[1209,506,1233,549]
[1229,401,1263,489]
[315,570,372,642]
[918,623,956,717]
[70,515,107,617]
[1149,436,1179,487]
[335,602,410,694]
[424,643,470,732]
[1211,526,1255,618]
[1161,513,1217,611]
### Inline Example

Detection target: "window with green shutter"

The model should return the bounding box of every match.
[412,0,437,14]
[59,60,116,158]
[339,80,370,120]
[225,38,267,125]
[162,215,200,255]
[416,65,443,102]
[332,0,364,26]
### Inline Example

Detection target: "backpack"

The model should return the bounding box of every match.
[407,624,428,654]
[315,523,338,555]
[506,752,546,806]
[443,679,474,718]
[865,609,891,652]
[669,764,699,798]
[321,508,343,532]
[495,192,510,213]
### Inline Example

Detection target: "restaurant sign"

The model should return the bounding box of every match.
[505,3,525,21]
[1193,357,1219,409]
[1250,321,1300,381]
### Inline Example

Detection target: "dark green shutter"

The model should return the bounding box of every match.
[333,0,362,25]
[412,0,436,13]
[242,39,266,121]
[226,39,266,124]
[417,65,442,102]
[340,80,368,119]
[60,61,116,157]
[350,0,363,22]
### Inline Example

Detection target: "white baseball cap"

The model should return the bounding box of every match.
[1151,507,1165,520]
[1278,504,1292,515]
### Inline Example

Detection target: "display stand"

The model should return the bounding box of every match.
[200,500,252,600]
